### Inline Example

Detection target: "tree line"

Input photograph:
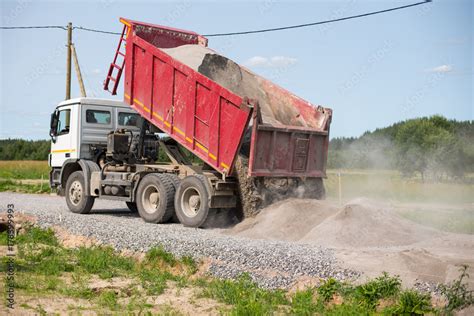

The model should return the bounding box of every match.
[329,115,474,180]
[0,139,50,160]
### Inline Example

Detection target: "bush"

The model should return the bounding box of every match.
[354,272,401,308]
[388,290,432,315]
[439,265,473,312]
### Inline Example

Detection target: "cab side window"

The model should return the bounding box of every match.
[118,112,139,127]
[57,109,71,136]
[86,110,111,124]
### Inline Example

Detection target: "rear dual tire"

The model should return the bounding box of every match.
[136,174,175,223]
[174,175,211,228]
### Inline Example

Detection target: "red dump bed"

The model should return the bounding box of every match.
[108,18,332,178]
[118,18,252,175]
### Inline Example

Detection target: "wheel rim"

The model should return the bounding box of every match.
[142,184,160,214]
[181,187,201,218]
[69,180,83,206]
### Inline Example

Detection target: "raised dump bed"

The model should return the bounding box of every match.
[106,18,332,179]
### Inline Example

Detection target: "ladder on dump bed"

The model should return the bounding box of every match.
[103,23,128,95]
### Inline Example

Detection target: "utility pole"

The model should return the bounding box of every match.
[71,43,87,97]
[65,22,72,100]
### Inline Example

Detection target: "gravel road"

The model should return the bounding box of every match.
[0,192,359,289]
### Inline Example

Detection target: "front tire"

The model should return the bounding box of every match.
[65,171,95,214]
[136,174,175,223]
[174,175,211,228]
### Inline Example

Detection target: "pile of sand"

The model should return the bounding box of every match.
[162,45,308,127]
[227,197,443,248]
[228,198,338,242]
[301,198,444,248]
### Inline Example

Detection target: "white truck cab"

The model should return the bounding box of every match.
[49,98,140,168]
[49,98,141,193]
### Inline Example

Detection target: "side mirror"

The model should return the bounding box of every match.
[50,111,59,142]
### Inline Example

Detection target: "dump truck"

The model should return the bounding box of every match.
[49,18,332,227]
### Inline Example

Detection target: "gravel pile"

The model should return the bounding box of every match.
[1,192,359,289]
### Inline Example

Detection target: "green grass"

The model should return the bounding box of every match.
[317,278,342,302]
[0,160,49,180]
[201,273,288,315]
[16,226,58,246]
[386,290,433,315]
[76,246,136,279]
[139,268,170,295]
[353,272,402,308]
[145,245,177,266]
[2,224,472,314]
[97,290,120,310]
[290,288,319,315]
[0,179,50,193]
[0,160,50,193]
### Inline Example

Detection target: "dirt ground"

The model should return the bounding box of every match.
[224,197,474,289]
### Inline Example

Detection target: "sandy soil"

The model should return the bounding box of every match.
[224,197,474,288]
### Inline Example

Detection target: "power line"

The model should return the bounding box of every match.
[0,25,119,34]
[203,0,432,37]
[0,25,66,30]
[0,0,432,37]
[72,26,120,35]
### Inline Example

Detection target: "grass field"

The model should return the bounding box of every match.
[0,161,50,193]
[1,224,471,314]
[0,161,49,180]
[325,169,474,205]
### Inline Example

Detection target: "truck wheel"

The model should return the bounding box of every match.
[65,171,95,214]
[164,174,181,223]
[136,174,175,223]
[175,175,211,228]
[125,202,138,213]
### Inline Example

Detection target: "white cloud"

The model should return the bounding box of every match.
[92,68,101,75]
[426,65,453,73]
[245,56,268,67]
[244,55,298,68]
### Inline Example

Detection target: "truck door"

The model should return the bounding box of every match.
[50,106,73,167]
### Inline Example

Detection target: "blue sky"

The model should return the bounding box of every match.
[0,0,472,140]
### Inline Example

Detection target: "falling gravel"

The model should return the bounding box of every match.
[0,192,359,289]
